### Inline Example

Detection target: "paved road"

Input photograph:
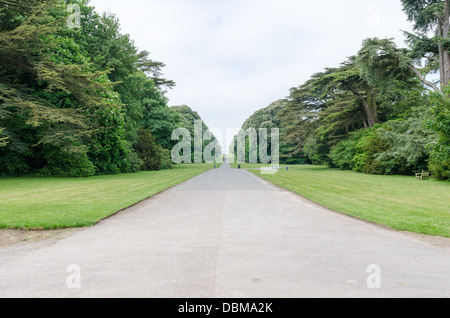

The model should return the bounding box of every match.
[1,162,449,298]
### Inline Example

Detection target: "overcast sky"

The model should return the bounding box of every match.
[89,0,414,135]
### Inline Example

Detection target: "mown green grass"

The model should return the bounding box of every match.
[245,164,450,238]
[0,164,212,230]
[229,162,276,170]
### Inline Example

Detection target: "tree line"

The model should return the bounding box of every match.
[237,0,450,181]
[0,0,215,177]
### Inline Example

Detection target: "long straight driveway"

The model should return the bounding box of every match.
[1,162,449,298]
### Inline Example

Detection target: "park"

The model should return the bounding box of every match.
[0,0,449,299]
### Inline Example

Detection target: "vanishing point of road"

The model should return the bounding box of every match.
[1,161,449,298]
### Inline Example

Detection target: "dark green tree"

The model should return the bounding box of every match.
[135,129,168,171]
[428,87,450,180]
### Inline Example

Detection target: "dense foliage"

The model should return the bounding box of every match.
[0,0,211,177]
[171,105,221,163]
[230,100,295,164]
[235,1,450,180]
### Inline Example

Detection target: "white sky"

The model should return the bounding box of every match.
[89,0,414,135]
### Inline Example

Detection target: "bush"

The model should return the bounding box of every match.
[329,129,385,173]
[38,147,96,177]
[303,133,330,165]
[0,152,30,176]
[374,118,434,175]
[429,156,450,180]
[135,129,172,171]
[329,139,358,170]
[429,147,450,181]
[159,148,173,170]
[87,106,131,175]
[429,157,450,180]
[329,130,367,170]
[330,117,434,176]
[428,88,450,180]
[352,129,389,175]
[123,151,144,173]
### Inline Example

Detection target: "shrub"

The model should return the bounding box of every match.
[38,147,96,177]
[329,130,368,170]
[303,133,330,165]
[135,129,172,171]
[374,118,435,175]
[0,152,30,176]
[159,148,173,170]
[87,106,131,175]
[329,139,357,170]
[429,155,450,181]
[123,151,144,173]
[352,129,389,175]
[428,88,450,180]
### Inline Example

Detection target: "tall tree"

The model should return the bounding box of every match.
[281,80,324,160]
[312,59,380,128]
[0,0,114,153]
[402,0,450,88]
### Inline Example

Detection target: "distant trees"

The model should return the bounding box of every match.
[230,100,288,164]
[171,105,222,163]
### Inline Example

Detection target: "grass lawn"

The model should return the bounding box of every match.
[243,164,450,238]
[0,164,212,230]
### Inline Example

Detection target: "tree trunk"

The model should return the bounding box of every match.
[361,99,376,128]
[438,21,446,87]
[443,0,450,87]
[361,111,368,129]
[368,90,378,125]
[364,85,378,127]
[343,82,377,128]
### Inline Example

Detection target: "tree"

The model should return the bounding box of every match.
[142,98,181,150]
[68,5,177,150]
[136,50,176,90]
[428,87,450,180]
[231,100,287,163]
[312,59,381,128]
[0,0,104,153]
[281,71,366,164]
[262,36,437,171]
[0,0,136,176]
[171,105,221,162]
[375,117,436,175]
[135,129,170,171]
[281,79,323,161]
[0,0,182,176]
[402,0,450,88]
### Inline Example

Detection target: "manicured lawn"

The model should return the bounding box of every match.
[0,164,212,230]
[246,165,450,238]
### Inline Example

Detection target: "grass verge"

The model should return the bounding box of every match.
[0,164,212,230]
[245,164,450,238]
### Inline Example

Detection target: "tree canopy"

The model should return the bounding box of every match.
[0,0,211,176]
[239,33,449,179]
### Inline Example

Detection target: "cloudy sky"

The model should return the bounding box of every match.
[89,0,414,135]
